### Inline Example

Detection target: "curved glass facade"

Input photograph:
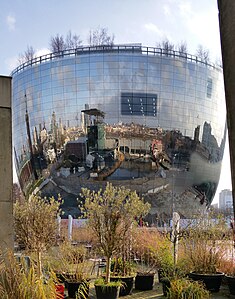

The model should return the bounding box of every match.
[12,45,226,221]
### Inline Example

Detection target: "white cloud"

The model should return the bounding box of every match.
[144,23,164,37]
[5,56,18,74]
[6,14,16,31]
[4,48,51,75]
[35,48,51,57]
[178,1,192,17]
[186,7,221,59]
[163,5,171,17]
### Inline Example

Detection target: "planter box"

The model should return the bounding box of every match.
[161,278,171,297]
[189,272,224,292]
[66,280,89,299]
[95,285,120,299]
[135,273,155,291]
[110,276,134,296]
[226,275,235,295]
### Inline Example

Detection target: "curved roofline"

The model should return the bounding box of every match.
[11,43,222,76]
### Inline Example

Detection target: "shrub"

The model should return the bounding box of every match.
[180,214,227,274]
[166,278,210,299]
[0,251,59,299]
[132,227,173,275]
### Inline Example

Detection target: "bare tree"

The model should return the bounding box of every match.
[195,44,210,64]
[18,45,36,64]
[177,41,188,56]
[156,38,175,55]
[88,27,115,46]
[65,30,82,49]
[50,34,66,52]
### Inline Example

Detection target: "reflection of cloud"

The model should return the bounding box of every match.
[6,14,16,31]
[144,23,164,37]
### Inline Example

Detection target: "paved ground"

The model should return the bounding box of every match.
[65,280,235,299]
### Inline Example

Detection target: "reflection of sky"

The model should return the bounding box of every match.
[12,53,226,164]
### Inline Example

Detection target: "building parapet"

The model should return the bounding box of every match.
[11,44,222,76]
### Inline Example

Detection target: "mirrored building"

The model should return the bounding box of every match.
[12,44,226,222]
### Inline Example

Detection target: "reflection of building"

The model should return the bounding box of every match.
[219,189,233,211]
[12,44,226,219]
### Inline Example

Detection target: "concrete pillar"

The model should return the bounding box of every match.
[0,76,13,251]
[217,1,235,221]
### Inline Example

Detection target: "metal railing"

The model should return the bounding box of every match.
[11,44,222,76]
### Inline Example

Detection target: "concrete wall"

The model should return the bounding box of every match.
[0,76,13,251]
[218,0,235,220]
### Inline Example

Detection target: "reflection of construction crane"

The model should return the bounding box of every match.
[81,108,105,125]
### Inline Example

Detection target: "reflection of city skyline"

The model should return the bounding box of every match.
[22,109,225,160]
[16,109,224,165]
[14,106,226,208]
[12,45,226,218]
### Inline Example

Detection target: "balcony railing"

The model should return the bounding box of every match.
[11,44,222,76]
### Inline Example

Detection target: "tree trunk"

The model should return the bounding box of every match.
[37,250,42,279]
[105,256,111,283]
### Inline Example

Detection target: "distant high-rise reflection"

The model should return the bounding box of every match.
[11,45,226,223]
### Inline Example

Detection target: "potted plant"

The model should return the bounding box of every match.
[133,244,156,292]
[131,227,174,291]
[63,261,90,299]
[165,278,210,298]
[181,214,227,292]
[13,194,64,298]
[225,269,235,295]
[110,256,136,296]
[81,182,150,299]
[220,220,235,295]
[47,241,91,299]
[14,194,62,279]
[218,247,235,295]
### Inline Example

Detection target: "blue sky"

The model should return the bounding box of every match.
[0,0,231,202]
[1,0,222,75]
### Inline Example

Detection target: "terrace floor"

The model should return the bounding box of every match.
[65,279,235,299]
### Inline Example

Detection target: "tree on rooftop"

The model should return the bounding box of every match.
[87,27,115,46]
[18,45,36,64]
[65,30,82,49]
[156,38,175,55]
[49,34,66,52]
[177,41,188,56]
[50,31,83,53]
[196,44,210,64]
[81,182,150,283]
